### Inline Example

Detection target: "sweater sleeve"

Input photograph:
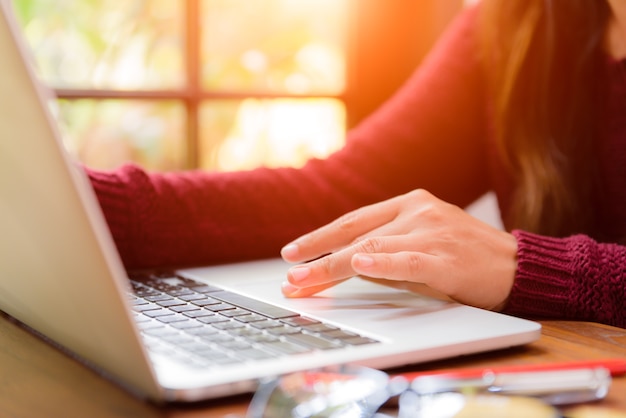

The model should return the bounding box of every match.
[504,230,626,328]
[87,7,491,271]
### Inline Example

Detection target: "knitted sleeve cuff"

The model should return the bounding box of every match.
[503,230,576,319]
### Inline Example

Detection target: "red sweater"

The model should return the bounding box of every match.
[87,8,626,328]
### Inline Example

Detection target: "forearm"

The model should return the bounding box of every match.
[88,163,356,269]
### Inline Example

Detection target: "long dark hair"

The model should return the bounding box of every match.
[480,0,611,236]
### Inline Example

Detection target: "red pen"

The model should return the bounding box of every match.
[391,358,626,406]
[395,358,626,381]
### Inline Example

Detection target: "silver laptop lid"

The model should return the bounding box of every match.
[0,1,160,400]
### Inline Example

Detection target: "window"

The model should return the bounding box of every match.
[15,1,463,172]
[14,0,349,171]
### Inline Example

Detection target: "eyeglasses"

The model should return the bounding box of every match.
[247,365,405,418]
[246,362,615,418]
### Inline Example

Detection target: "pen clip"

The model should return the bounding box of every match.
[409,367,612,406]
[487,367,612,405]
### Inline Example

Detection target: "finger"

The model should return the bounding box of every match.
[282,219,411,265]
[351,251,441,286]
[281,279,348,298]
[286,235,410,289]
[281,199,401,263]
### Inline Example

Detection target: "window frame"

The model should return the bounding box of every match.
[39,0,463,170]
[50,0,349,170]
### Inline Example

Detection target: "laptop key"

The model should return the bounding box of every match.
[236,348,279,361]
[169,290,195,298]
[229,327,264,338]
[321,330,358,340]
[143,327,180,338]
[143,309,176,318]
[210,291,299,319]
[264,340,312,355]
[281,317,320,327]
[197,315,230,324]
[286,333,341,350]
[161,334,196,345]
[191,298,222,307]
[133,303,160,312]
[244,334,280,344]
[183,309,215,318]
[220,340,252,350]
[266,325,302,335]
[178,293,207,302]
[219,308,253,317]
[145,294,174,302]
[302,323,338,333]
[189,284,222,294]
[130,298,149,306]
[234,313,267,323]
[170,304,201,313]
[344,336,379,345]
[156,315,189,323]
[156,299,187,308]
[172,276,222,292]
[185,327,219,337]
[180,341,214,353]
[170,320,203,330]
[211,321,245,331]
[204,302,236,312]
[249,319,283,329]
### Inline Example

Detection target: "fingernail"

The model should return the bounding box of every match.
[289,266,310,283]
[281,243,299,260]
[281,281,300,297]
[353,254,375,269]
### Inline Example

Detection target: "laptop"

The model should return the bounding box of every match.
[0,1,541,403]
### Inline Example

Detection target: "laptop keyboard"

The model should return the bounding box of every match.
[128,272,379,369]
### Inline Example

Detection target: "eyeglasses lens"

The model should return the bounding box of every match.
[247,365,393,418]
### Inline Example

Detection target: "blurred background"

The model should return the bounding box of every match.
[13,0,468,172]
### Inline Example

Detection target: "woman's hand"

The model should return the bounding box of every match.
[280,189,517,311]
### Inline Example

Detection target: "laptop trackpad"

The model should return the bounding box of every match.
[179,259,461,341]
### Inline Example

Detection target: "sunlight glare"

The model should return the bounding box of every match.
[216,99,345,171]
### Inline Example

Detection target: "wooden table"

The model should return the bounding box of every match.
[1,315,625,418]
